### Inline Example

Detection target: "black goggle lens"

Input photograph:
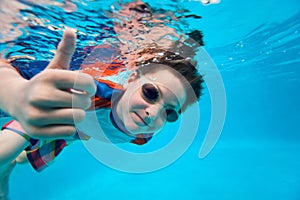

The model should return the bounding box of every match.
[141,83,179,123]
[142,83,159,103]
[165,109,179,122]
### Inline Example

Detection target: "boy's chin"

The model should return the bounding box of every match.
[123,125,143,136]
[124,123,158,137]
[124,122,148,136]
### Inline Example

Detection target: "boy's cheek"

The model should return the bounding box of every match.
[126,92,146,109]
[122,115,142,135]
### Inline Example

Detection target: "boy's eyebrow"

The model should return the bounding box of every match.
[156,84,181,110]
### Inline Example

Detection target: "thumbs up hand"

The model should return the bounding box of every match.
[46,28,77,70]
[7,29,96,139]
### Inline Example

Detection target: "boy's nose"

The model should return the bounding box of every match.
[145,104,164,121]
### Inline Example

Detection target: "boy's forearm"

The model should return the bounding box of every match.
[0,129,29,168]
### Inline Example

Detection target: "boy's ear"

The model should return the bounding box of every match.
[128,71,139,83]
[124,71,139,88]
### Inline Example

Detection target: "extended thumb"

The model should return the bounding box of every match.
[47,28,77,70]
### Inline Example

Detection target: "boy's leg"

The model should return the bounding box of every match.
[0,161,16,200]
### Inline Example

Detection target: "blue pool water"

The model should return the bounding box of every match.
[1,0,300,199]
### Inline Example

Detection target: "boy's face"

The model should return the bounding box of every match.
[116,65,187,135]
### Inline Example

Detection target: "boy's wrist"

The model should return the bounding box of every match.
[0,65,27,117]
[1,120,38,147]
[2,75,28,119]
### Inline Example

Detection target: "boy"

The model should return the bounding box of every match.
[0,29,203,198]
[0,28,203,167]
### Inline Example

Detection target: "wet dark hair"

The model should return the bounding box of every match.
[136,48,204,112]
[129,2,152,15]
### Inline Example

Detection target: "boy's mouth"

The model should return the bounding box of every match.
[133,112,149,126]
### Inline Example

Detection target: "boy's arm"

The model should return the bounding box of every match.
[0,29,96,140]
[0,129,29,169]
[0,61,27,116]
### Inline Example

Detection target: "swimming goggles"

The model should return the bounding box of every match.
[140,82,180,123]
